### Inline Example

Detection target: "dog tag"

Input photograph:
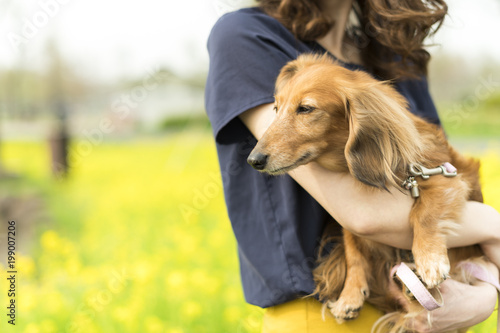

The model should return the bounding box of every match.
[410,183,420,198]
[402,177,420,198]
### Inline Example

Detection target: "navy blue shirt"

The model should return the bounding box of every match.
[205,7,440,308]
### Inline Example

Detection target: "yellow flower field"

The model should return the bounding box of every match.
[0,131,498,333]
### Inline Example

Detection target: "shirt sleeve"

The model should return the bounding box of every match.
[204,9,297,144]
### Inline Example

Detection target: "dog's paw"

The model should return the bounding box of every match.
[327,288,369,323]
[415,254,450,289]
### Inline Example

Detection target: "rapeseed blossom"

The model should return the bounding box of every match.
[1,135,498,333]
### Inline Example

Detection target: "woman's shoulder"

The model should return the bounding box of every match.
[209,7,287,41]
[214,7,281,28]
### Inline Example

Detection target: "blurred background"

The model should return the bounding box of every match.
[0,0,499,332]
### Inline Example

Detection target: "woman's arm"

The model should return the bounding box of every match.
[239,103,500,252]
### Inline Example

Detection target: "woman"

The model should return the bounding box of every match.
[205,0,500,331]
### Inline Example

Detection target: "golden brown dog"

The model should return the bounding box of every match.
[247,53,489,332]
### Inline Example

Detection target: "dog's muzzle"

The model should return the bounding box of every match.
[247,152,269,170]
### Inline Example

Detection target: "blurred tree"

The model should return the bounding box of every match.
[46,40,70,179]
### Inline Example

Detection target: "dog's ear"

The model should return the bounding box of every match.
[276,53,333,93]
[276,62,299,93]
[344,82,423,190]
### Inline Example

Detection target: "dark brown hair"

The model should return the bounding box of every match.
[256,0,447,79]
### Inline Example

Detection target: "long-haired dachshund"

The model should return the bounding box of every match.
[247,54,489,332]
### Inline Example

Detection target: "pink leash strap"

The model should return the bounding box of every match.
[391,261,500,312]
[390,263,443,311]
[457,261,500,292]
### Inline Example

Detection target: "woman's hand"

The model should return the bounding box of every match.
[407,262,498,332]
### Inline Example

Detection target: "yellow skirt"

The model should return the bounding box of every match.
[262,298,498,333]
[262,298,383,333]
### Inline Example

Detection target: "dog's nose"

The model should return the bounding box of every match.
[247,152,269,170]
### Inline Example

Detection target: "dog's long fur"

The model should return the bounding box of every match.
[247,54,489,332]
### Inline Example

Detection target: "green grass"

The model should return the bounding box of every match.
[439,93,500,138]
[0,134,263,333]
[158,112,211,132]
[0,132,499,333]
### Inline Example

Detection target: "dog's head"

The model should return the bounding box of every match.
[247,53,423,190]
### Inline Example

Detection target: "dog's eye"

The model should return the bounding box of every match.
[273,106,278,113]
[297,105,315,114]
